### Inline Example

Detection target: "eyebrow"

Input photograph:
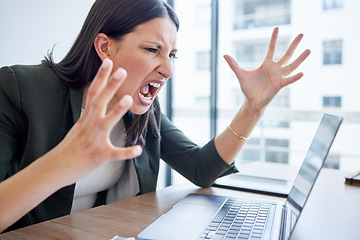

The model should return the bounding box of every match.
[144,41,178,52]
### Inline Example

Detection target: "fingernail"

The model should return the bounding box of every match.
[119,95,133,107]
[133,145,143,155]
[118,67,127,75]
[113,67,127,79]
[102,58,112,66]
[228,56,238,66]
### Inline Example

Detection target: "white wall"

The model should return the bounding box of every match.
[0,0,95,67]
[0,0,172,190]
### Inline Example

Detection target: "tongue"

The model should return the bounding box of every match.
[140,84,149,95]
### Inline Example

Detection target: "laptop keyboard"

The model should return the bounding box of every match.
[197,198,276,240]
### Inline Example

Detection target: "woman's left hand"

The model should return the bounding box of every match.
[224,27,311,113]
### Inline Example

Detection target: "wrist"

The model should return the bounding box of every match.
[242,100,265,118]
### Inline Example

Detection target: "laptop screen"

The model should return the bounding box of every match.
[287,114,343,211]
[279,114,343,240]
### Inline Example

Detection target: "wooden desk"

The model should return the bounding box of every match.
[1,169,359,240]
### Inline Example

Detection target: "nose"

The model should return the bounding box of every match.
[157,57,174,79]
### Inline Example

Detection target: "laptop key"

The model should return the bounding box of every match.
[213,208,231,223]
[206,230,216,239]
[211,234,225,240]
[216,230,227,235]
[237,234,250,239]
[198,198,275,240]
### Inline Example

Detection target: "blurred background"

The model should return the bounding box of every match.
[1,0,359,189]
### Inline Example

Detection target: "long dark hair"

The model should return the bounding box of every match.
[43,0,179,146]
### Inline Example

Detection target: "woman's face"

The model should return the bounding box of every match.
[107,16,177,115]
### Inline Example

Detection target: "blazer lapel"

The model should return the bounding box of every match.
[69,87,83,123]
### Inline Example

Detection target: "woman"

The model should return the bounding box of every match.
[0,0,310,232]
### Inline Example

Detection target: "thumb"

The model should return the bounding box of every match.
[224,55,245,81]
[110,145,143,162]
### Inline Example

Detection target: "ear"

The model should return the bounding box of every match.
[94,33,111,61]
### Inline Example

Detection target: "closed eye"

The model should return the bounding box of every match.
[145,48,158,53]
[145,47,178,60]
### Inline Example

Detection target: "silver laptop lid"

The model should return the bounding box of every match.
[282,114,343,239]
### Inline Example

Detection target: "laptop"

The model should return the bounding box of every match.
[137,114,343,240]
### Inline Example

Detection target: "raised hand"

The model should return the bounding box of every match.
[46,58,142,186]
[224,27,311,113]
[0,59,143,232]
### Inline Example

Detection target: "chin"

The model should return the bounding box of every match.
[130,106,151,115]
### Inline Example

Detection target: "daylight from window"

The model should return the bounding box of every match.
[165,0,360,185]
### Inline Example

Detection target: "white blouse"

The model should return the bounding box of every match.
[71,118,139,213]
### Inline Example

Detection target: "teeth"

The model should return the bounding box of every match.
[149,82,160,88]
[140,93,152,101]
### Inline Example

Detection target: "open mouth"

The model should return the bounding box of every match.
[139,82,162,102]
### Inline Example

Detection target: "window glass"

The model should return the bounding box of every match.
[323,0,343,10]
[323,96,342,108]
[217,0,360,172]
[171,0,211,144]
[323,40,343,65]
[196,51,211,71]
[169,0,212,185]
[233,0,291,29]
[165,0,360,187]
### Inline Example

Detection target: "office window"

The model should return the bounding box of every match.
[247,137,261,145]
[235,41,268,63]
[323,40,343,65]
[233,0,291,29]
[265,150,289,164]
[270,88,290,108]
[196,51,210,71]
[195,95,209,106]
[240,138,289,163]
[266,138,289,148]
[241,138,260,162]
[265,120,290,128]
[231,88,245,106]
[265,138,289,163]
[167,0,212,186]
[242,149,261,162]
[234,39,289,69]
[195,4,211,27]
[171,0,211,146]
[324,154,340,169]
[323,0,343,10]
[164,0,360,188]
[323,96,342,108]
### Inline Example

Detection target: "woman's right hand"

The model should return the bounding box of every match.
[0,59,142,232]
[45,58,142,187]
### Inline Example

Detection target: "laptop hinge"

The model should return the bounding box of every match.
[279,204,287,240]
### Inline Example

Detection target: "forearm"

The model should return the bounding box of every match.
[216,28,310,165]
[0,60,143,232]
[214,102,264,165]
[0,154,65,233]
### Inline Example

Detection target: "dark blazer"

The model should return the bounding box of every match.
[0,64,237,230]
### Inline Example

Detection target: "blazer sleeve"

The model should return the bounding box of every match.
[160,113,238,187]
[0,66,27,181]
